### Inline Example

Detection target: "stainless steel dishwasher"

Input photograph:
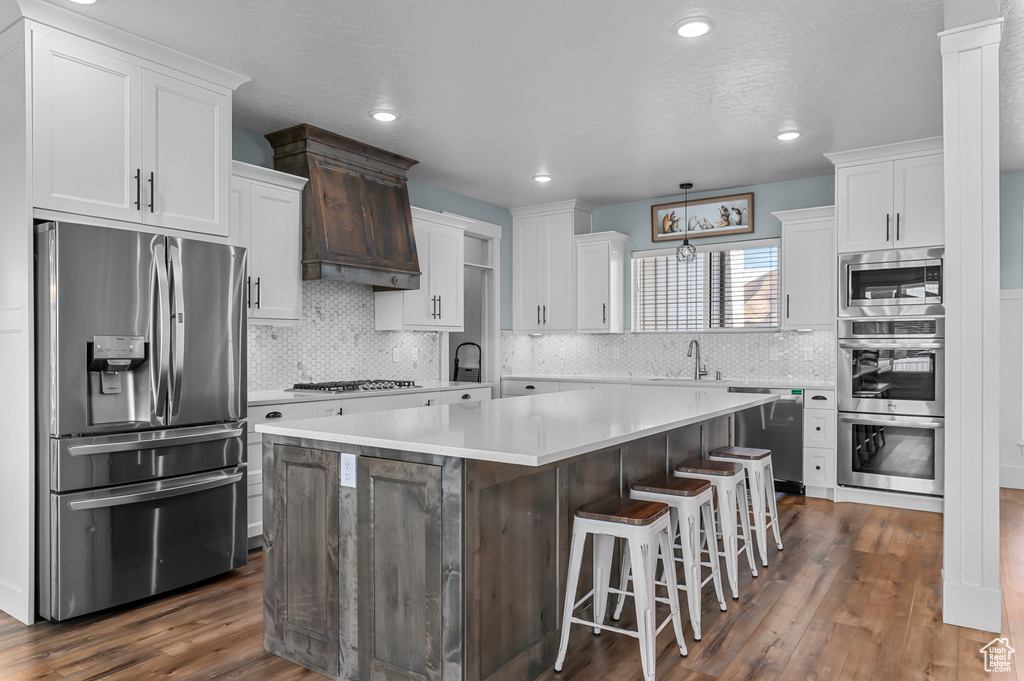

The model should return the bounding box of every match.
[728,387,804,495]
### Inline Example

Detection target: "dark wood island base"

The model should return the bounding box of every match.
[262,417,729,681]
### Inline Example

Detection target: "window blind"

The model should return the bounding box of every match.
[633,240,779,331]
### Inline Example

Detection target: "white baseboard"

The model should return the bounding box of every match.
[1000,465,1024,490]
[943,581,1003,632]
[835,485,943,512]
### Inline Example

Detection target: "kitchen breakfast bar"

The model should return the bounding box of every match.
[256,385,778,681]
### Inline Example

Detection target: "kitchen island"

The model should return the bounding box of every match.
[256,385,778,681]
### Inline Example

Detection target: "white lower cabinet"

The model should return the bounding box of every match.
[501,379,562,397]
[435,387,492,404]
[802,389,836,499]
[804,448,834,489]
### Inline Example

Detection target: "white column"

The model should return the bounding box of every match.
[940,17,1004,632]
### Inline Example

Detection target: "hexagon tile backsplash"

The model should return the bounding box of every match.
[248,281,440,392]
[501,329,836,384]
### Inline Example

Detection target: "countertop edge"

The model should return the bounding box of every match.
[248,382,495,407]
[502,375,836,390]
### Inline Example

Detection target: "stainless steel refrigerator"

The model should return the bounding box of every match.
[36,221,248,621]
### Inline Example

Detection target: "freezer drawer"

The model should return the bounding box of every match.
[49,422,246,492]
[41,466,246,621]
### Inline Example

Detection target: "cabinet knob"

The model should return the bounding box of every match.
[462,394,471,399]
[525,385,535,390]
[816,426,821,431]
[266,411,283,419]
[815,465,821,470]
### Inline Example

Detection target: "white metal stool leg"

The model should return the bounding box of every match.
[700,498,728,611]
[736,477,758,577]
[554,526,587,672]
[764,462,783,550]
[748,465,768,567]
[716,484,740,598]
[592,533,615,634]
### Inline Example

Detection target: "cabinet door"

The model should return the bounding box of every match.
[893,154,944,249]
[542,212,574,330]
[264,445,340,678]
[142,70,230,235]
[512,217,543,331]
[403,222,438,327]
[32,31,143,221]
[435,387,492,404]
[250,183,302,322]
[781,220,835,328]
[340,392,439,415]
[803,410,836,449]
[836,161,894,253]
[429,223,464,329]
[576,241,610,332]
[230,178,252,310]
[803,447,833,489]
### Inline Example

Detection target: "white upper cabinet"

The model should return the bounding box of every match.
[32,27,237,237]
[575,231,628,334]
[511,200,594,333]
[142,70,230,234]
[33,31,143,222]
[775,206,836,329]
[828,138,943,253]
[375,208,469,331]
[232,162,307,325]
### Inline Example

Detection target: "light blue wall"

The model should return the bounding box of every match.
[593,175,836,329]
[232,127,274,168]
[1002,170,1024,290]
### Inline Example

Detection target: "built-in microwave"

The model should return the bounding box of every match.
[839,248,943,317]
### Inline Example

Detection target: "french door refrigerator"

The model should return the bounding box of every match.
[36,221,248,621]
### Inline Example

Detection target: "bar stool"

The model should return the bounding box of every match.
[674,458,757,599]
[554,496,687,681]
[613,475,727,641]
[709,446,783,568]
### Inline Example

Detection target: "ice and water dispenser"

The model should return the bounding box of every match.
[86,335,148,424]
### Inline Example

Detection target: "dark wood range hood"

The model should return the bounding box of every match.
[265,124,421,290]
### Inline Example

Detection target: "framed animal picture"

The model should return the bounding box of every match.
[651,192,754,242]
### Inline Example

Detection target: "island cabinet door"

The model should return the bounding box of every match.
[264,445,341,679]
[359,457,444,681]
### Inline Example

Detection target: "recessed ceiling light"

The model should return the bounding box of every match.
[370,110,399,122]
[675,18,711,38]
[777,130,801,141]
[534,175,552,183]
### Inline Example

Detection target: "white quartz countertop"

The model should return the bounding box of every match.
[249,381,493,407]
[256,384,778,467]
[503,374,835,391]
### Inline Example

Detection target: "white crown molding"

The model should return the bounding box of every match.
[939,17,1004,54]
[232,161,307,191]
[510,199,596,218]
[824,136,943,167]
[575,230,629,245]
[771,205,836,224]
[3,0,249,90]
[411,205,473,230]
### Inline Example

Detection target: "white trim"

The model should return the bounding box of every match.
[411,206,472,230]
[1001,288,1023,300]
[231,160,307,191]
[834,486,943,512]
[771,205,835,224]
[939,17,1004,54]
[631,237,781,260]
[824,137,943,167]
[942,581,1003,632]
[576,230,629,246]
[442,211,502,240]
[509,199,596,218]
[1000,465,1024,490]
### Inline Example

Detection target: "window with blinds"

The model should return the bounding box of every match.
[633,240,780,331]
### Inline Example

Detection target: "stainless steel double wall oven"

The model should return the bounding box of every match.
[837,248,944,497]
[36,222,248,621]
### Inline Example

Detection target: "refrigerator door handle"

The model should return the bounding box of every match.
[67,469,244,511]
[153,241,170,423]
[168,243,185,420]
[66,425,245,456]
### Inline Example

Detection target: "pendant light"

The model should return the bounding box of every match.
[675,183,697,264]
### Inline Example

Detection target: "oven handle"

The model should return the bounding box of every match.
[838,415,944,429]
[66,425,245,456]
[839,340,944,350]
[67,470,244,511]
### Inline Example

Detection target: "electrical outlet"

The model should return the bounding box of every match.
[393,347,400,362]
[613,347,621,360]
[558,347,566,360]
[340,453,356,488]
[769,347,779,362]
[411,347,419,361]
[804,348,813,361]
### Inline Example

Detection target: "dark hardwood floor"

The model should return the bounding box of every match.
[3,491,1024,680]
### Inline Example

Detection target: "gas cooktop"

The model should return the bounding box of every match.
[288,380,420,394]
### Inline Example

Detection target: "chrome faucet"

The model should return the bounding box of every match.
[687,340,708,380]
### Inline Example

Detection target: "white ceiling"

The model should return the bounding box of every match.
[62,0,1023,209]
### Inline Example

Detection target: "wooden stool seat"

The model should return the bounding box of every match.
[675,457,743,477]
[709,446,772,461]
[631,475,711,497]
[575,496,670,526]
